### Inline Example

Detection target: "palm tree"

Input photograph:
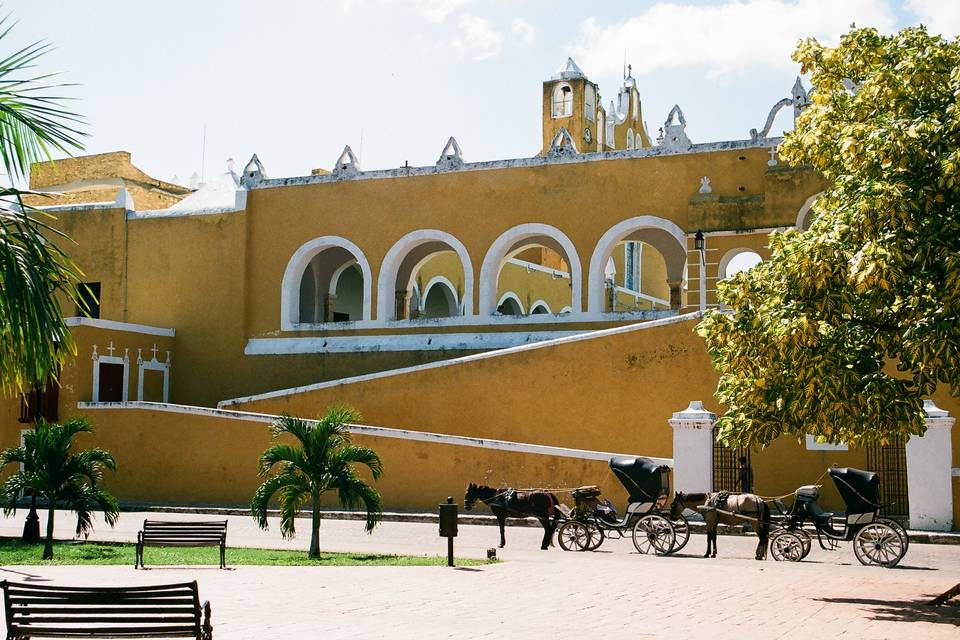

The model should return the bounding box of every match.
[0,418,119,559]
[0,15,86,394]
[251,407,384,558]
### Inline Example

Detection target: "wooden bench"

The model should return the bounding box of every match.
[1,580,212,639]
[135,521,228,569]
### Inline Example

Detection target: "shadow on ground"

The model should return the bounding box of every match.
[813,596,960,625]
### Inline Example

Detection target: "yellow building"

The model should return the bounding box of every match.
[3,59,957,529]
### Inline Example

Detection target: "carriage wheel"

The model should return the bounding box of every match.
[668,514,690,554]
[631,514,675,556]
[557,521,593,551]
[876,518,910,556]
[853,522,905,567]
[584,519,605,551]
[770,532,805,562]
[798,530,812,560]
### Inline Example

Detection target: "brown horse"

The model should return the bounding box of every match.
[464,483,561,550]
[670,491,770,560]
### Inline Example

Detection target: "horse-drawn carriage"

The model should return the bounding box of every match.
[556,456,689,555]
[769,467,909,567]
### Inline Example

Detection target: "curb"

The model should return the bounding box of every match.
[129,504,960,545]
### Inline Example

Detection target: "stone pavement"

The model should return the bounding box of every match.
[1,510,958,639]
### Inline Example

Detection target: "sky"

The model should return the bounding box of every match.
[9,1,960,186]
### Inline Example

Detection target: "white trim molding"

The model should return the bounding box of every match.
[226,312,702,407]
[529,299,552,314]
[804,434,848,451]
[420,275,460,316]
[91,343,130,402]
[479,223,582,316]
[280,236,373,329]
[376,229,474,321]
[77,400,672,466]
[717,247,764,281]
[796,191,823,230]
[496,292,525,315]
[65,317,175,337]
[136,345,172,403]
[588,216,688,313]
[246,330,585,354]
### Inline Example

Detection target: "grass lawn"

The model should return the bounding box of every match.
[0,538,491,567]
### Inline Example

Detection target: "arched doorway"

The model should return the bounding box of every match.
[588,216,687,312]
[377,230,472,321]
[281,236,372,328]
[479,224,582,316]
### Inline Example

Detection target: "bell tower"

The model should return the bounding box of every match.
[541,58,603,155]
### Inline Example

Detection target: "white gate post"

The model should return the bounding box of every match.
[905,400,955,531]
[668,401,716,494]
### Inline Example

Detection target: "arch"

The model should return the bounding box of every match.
[328,259,358,295]
[496,292,524,316]
[479,223,583,315]
[627,128,635,150]
[559,306,573,314]
[529,300,552,315]
[588,216,687,313]
[796,191,823,230]
[421,275,460,318]
[718,248,763,281]
[281,236,372,328]
[596,110,604,148]
[552,83,573,118]
[376,229,474,321]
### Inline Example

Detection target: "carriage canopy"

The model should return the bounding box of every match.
[828,467,880,515]
[609,456,670,503]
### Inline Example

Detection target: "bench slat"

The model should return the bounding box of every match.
[5,582,197,593]
[11,606,198,615]
[10,615,197,623]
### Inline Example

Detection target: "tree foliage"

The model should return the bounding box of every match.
[0,418,119,559]
[0,16,86,393]
[697,26,960,447]
[251,406,384,558]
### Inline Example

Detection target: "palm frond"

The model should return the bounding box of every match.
[250,472,309,530]
[335,474,383,533]
[331,444,384,480]
[257,443,307,475]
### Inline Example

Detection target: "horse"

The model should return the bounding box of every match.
[670,491,770,560]
[464,483,561,550]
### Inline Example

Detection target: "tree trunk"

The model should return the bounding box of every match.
[308,492,321,558]
[42,502,55,560]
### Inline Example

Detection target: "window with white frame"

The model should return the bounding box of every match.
[552,84,573,118]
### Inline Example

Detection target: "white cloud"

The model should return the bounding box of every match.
[341,0,469,23]
[906,0,960,36]
[511,18,536,46]
[451,14,504,60]
[569,0,898,79]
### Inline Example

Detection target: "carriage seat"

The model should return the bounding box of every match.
[795,485,820,499]
[573,485,602,498]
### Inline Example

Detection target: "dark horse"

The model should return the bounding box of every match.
[464,483,561,550]
[671,491,770,560]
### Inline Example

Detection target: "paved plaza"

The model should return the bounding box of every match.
[1,510,958,639]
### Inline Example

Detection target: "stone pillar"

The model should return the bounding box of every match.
[905,400,955,531]
[668,401,716,493]
[667,279,683,310]
[322,294,336,322]
[394,290,409,320]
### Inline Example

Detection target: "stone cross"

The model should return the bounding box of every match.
[768,147,778,166]
[107,342,116,357]
[150,344,159,360]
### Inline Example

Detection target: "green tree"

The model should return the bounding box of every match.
[698,26,960,447]
[251,407,384,558]
[0,418,119,559]
[0,16,86,393]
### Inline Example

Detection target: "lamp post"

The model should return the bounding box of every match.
[694,230,706,312]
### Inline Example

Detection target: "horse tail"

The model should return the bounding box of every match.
[550,493,561,524]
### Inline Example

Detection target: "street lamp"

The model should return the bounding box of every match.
[694,230,706,312]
